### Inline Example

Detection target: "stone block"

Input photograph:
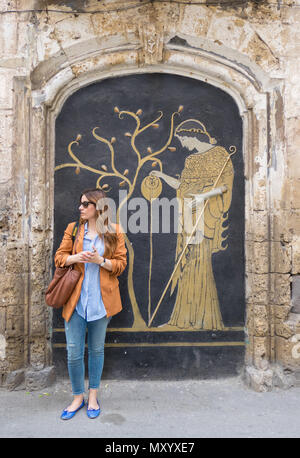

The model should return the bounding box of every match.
[290,181,300,210]
[276,334,300,370]
[252,210,269,241]
[253,336,270,370]
[5,336,24,371]
[29,305,46,337]
[253,305,269,337]
[284,59,300,118]
[3,242,27,275]
[281,6,300,25]
[52,16,96,61]
[246,241,269,273]
[244,365,273,392]
[0,0,17,9]
[274,305,290,321]
[206,15,247,50]
[4,368,25,391]
[0,15,17,57]
[25,366,56,391]
[275,321,294,339]
[272,364,295,389]
[0,274,26,307]
[0,69,16,109]
[272,211,294,243]
[0,148,12,184]
[246,273,268,304]
[0,110,13,150]
[252,185,268,212]
[270,273,291,305]
[286,117,300,159]
[36,25,61,63]
[271,241,292,274]
[5,305,24,338]
[241,31,279,71]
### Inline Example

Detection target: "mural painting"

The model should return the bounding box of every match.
[53,74,244,378]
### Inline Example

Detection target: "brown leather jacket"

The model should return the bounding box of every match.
[54,221,127,322]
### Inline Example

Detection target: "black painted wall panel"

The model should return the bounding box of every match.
[53,73,245,378]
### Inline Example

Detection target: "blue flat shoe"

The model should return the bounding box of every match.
[87,400,101,419]
[61,399,85,420]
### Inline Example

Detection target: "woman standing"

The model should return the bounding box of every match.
[54,188,127,420]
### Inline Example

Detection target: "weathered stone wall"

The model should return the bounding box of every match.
[0,0,299,391]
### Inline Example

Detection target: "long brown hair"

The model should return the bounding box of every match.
[79,188,118,258]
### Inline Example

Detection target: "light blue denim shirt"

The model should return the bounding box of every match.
[76,223,107,322]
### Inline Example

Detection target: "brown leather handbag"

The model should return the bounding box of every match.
[45,222,81,309]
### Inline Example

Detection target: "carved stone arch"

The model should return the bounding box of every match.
[22,31,284,383]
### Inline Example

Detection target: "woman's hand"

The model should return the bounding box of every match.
[78,245,103,264]
[68,246,112,269]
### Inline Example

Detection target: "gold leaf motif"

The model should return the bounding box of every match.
[114,107,120,113]
[168,147,176,152]
[119,180,126,187]
[178,105,184,112]
[76,134,82,141]
[75,166,80,175]
[123,169,129,176]
[101,164,107,171]
[111,137,116,143]
[136,109,142,115]
[102,184,109,189]
[125,132,132,137]
[147,147,152,153]
[152,124,159,128]
[152,162,157,167]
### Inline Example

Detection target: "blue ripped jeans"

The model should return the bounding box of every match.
[64,310,111,395]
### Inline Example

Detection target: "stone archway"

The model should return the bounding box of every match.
[11,28,287,388]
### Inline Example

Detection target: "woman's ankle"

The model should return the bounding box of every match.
[88,388,98,397]
[73,394,84,402]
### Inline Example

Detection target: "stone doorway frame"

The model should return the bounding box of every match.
[12,30,286,388]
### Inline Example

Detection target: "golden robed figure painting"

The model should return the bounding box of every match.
[151,119,235,331]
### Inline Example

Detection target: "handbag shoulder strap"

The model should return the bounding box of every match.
[71,221,79,245]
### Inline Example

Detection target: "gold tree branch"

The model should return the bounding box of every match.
[54,162,118,177]
[147,110,179,158]
[92,127,132,189]
[67,140,84,166]
[56,138,113,176]
[116,109,179,199]
[138,110,163,135]
[119,110,141,162]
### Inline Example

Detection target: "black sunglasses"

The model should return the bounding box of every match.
[80,201,96,208]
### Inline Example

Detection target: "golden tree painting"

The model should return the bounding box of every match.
[55,105,184,331]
